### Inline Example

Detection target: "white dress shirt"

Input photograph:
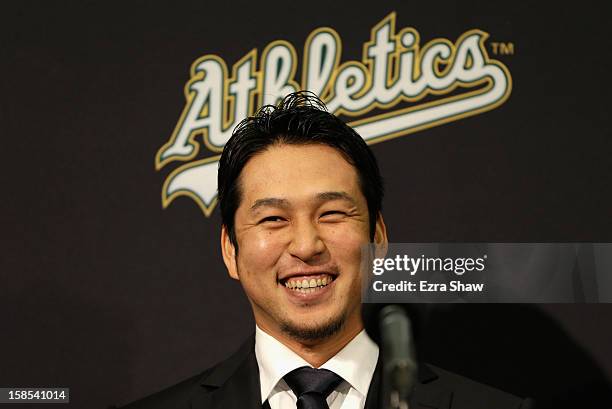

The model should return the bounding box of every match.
[255,325,379,409]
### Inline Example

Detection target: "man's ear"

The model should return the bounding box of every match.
[373,212,389,258]
[221,225,239,280]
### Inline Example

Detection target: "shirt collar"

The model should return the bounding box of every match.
[319,329,378,397]
[254,325,379,403]
[255,325,310,403]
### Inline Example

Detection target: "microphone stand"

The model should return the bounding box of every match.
[379,305,418,409]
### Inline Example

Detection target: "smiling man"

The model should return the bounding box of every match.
[220,125,386,366]
[215,93,387,409]
[120,92,532,409]
[222,142,380,351]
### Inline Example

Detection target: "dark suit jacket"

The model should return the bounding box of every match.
[118,335,534,409]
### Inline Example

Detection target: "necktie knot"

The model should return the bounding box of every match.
[283,366,343,409]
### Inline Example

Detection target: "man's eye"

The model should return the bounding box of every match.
[320,210,346,218]
[260,216,285,223]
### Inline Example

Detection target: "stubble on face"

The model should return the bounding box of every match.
[279,307,347,342]
[235,260,350,343]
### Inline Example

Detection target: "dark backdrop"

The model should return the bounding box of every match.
[1,1,611,408]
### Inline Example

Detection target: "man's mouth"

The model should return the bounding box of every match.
[280,274,336,294]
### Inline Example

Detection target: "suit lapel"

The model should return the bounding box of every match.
[410,364,453,409]
[190,334,452,409]
[363,357,381,409]
[191,335,262,409]
[365,357,453,409]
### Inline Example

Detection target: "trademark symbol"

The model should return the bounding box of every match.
[490,42,515,55]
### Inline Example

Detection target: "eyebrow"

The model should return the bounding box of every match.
[315,191,357,205]
[250,191,356,213]
[250,198,290,213]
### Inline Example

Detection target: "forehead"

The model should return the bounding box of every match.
[237,144,363,205]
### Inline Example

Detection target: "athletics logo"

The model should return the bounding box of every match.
[155,12,512,216]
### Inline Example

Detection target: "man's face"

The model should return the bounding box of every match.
[221,143,386,344]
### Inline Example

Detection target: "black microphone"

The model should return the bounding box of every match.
[363,304,418,409]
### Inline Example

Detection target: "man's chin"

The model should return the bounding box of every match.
[279,315,346,342]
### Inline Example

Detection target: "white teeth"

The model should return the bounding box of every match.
[284,275,334,291]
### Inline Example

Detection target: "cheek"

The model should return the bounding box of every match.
[323,226,368,265]
[238,230,286,272]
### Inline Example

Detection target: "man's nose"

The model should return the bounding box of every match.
[287,219,326,262]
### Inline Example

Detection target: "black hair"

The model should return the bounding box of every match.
[218,91,384,249]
